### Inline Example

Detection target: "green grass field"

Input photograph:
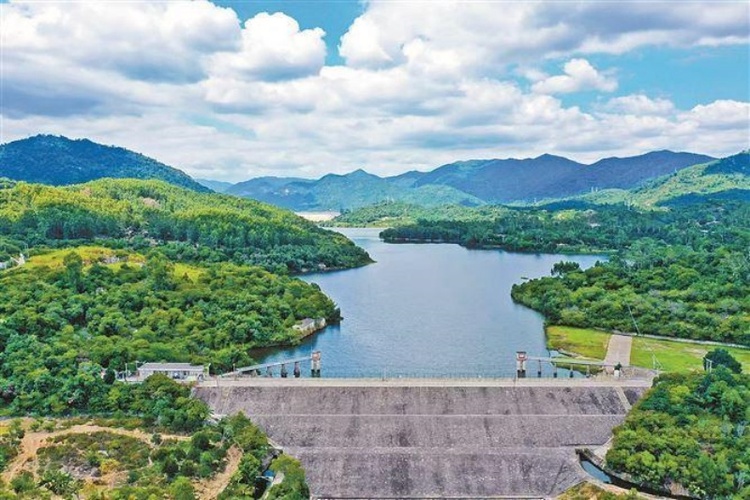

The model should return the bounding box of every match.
[22,247,206,282]
[631,337,750,372]
[546,326,610,360]
[25,246,144,269]
[546,325,750,373]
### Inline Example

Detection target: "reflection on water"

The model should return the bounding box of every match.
[253,228,604,378]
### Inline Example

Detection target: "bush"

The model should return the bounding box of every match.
[169,477,196,500]
[704,348,742,374]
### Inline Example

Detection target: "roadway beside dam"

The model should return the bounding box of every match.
[194,378,651,498]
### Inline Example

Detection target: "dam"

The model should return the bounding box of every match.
[195,378,650,498]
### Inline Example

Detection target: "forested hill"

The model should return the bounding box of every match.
[0,135,209,192]
[575,150,750,206]
[226,169,483,210]
[221,150,713,210]
[0,178,370,273]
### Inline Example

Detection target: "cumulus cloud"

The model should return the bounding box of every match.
[602,95,675,115]
[209,13,326,82]
[338,1,749,73]
[531,59,618,94]
[3,0,241,83]
[1,0,748,180]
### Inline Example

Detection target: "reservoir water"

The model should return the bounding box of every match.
[253,228,603,377]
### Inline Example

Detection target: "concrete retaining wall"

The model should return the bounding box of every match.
[195,382,647,498]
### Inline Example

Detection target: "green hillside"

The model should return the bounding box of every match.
[0,178,371,273]
[573,151,749,207]
[0,246,339,380]
[227,169,482,210]
[0,135,209,192]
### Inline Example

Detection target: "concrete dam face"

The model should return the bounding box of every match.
[195,380,648,498]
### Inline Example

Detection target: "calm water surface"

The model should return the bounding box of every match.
[253,228,603,377]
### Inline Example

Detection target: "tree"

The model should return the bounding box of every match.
[40,470,81,499]
[551,261,581,276]
[704,349,742,374]
[169,477,196,500]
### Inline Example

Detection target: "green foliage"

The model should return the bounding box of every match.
[9,472,36,494]
[0,135,209,192]
[606,369,750,498]
[327,201,509,227]
[217,415,275,500]
[0,248,340,416]
[37,432,150,474]
[169,477,196,500]
[220,413,268,457]
[0,178,370,273]
[39,470,81,499]
[266,455,310,500]
[705,349,743,374]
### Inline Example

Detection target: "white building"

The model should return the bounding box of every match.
[136,362,206,382]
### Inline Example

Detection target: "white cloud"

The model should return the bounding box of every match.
[209,13,326,82]
[531,59,618,94]
[602,95,675,115]
[680,100,750,134]
[338,1,749,74]
[1,0,748,181]
[2,0,241,83]
[338,15,397,69]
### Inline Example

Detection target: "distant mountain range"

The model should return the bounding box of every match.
[1,135,725,211]
[221,150,715,210]
[328,151,749,227]
[0,135,209,192]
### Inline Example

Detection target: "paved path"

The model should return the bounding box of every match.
[199,376,652,388]
[604,334,633,368]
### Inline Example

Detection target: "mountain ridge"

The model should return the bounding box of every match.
[0,135,209,192]
[224,150,715,210]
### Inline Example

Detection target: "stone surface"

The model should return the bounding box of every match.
[195,381,648,498]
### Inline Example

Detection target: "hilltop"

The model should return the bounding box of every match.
[0,135,209,192]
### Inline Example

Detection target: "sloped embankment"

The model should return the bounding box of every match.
[195,382,646,498]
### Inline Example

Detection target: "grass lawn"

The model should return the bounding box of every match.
[546,326,610,360]
[174,262,205,282]
[26,246,144,269]
[631,337,750,373]
[545,325,750,373]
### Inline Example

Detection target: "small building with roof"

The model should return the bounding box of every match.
[136,362,206,382]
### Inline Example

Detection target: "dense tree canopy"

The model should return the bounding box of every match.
[607,368,750,498]
[0,178,371,273]
[0,247,340,416]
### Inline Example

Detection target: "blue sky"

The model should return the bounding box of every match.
[2,0,748,181]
